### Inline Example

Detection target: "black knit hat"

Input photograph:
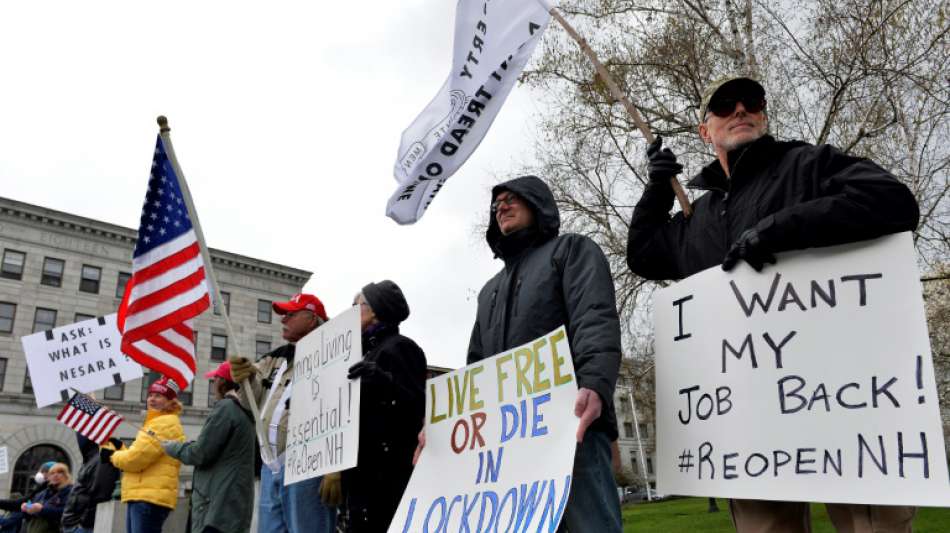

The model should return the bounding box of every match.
[361,280,410,325]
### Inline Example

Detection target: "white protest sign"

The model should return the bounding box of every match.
[21,314,143,408]
[386,0,550,224]
[654,232,950,506]
[284,306,361,485]
[390,326,578,532]
[0,446,8,475]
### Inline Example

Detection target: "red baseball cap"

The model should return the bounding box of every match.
[204,361,234,382]
[147,376,179,400]
[273,293,328,321]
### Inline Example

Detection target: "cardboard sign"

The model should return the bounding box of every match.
[284,306,361,485]
[389,326,578,532]
[654,232,950,506]
[21,314,143,408]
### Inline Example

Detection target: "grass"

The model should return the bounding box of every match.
[622,497,950,532]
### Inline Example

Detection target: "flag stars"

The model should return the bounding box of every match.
[150,213,158,220]
[153,200,162,208]
[159,228,166,236]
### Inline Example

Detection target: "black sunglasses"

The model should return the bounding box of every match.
[706,96,767,119]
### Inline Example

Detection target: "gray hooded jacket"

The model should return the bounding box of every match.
[467,176,621,439]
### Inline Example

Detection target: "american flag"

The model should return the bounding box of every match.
[117,135,210,389]
[57,392,123,445]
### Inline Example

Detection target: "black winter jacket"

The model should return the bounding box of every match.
[627,135,920,279]
[61,435,116,529]
[468,176,622,440]
[343,324,426,530]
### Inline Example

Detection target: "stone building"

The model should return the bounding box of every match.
[0,195,311,503]
[613,358,657,493]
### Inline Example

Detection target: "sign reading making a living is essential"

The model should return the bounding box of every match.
[21,314,144,408]
[284,306,361,485]
[389,326,578,533]
[654,232,950,506]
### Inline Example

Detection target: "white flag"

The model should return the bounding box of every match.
[386,0,551,224]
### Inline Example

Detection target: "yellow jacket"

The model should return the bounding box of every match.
[110,407,185,509]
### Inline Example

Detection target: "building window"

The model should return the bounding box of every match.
[41,257,65,287]
[104,383,125,401]
[32,308,57,333]
[1,250,25,280]
[619,396,631,414]
[214,291,230,316]
[256,340,272,358]
[623,423,634,439]
[0,302,15,333]
[74,313,95,323]
[0,358,6,391]
[646,457,654,475]
[638,423,649,438]
[207,380,217,407]
[79,265,102,294]
[23,369,33,394]
[211,334,227,361]
[630,452,639,474]
[116,272,131,298]
[257,300,272,323]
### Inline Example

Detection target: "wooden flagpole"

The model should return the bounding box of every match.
[155,116,276,465]
[543,4,692,217]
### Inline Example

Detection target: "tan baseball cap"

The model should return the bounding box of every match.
[699,77,765,121]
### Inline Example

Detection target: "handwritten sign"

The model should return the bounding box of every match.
[389,326,578,532]
[21,314,143,408]
[655,233,950,506]
[284,306,361,485]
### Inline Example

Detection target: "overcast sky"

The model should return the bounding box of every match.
[0,1,546,369]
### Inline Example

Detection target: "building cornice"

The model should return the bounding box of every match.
[0,196,312,285]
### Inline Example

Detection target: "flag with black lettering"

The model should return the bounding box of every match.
[386,0,551,224]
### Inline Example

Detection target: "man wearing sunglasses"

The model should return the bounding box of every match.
[626,78,920,532]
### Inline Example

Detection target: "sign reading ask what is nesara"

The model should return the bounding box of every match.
[21,314,143,408]
[654,232,950,506]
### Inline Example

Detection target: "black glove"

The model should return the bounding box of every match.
[348,361,391,386]
[99,448,115,464]
[108,437,124,450]
[722,229,776,272]
[646,135,683,183]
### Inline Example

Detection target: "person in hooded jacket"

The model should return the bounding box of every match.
[162,361,256,533]
[0,462,54,532]
[625,77,919,533]
[336,280,427,532]
[19,462,73,533]
[61,434,120,533]
[101,376,185,533]
[463,175,623,532]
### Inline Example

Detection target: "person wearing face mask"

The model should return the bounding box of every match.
[336,281,426,532]
[18,462,73,533]
[625,77,920,533]
[101,376,185,533]
[0,461,56,532]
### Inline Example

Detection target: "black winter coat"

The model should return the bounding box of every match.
[627,136,919,279]
[468,176,622,440]
[61,435,117,529]
[343,324,426,531]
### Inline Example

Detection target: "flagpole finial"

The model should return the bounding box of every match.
[157,116,170,133]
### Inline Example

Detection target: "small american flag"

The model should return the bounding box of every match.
[117,135,210,389]
[57,392,123,445]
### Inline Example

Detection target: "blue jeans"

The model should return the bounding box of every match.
[258,464,336,533]
[558,431,623,532]
[125,501,171,533]
[63,528,94,533]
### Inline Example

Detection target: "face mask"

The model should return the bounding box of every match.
[34,472,45,484]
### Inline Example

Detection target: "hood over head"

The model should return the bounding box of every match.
[486,175,560,257]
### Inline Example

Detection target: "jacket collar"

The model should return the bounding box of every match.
[688,135,778,191]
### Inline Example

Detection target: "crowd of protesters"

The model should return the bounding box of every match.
[4,74,922,533]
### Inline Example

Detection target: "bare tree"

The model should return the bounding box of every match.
[520,0,949,352]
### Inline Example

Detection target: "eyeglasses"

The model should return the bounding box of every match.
[491,194,521,212]
[705,96,766,120]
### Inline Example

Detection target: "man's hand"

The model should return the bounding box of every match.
[646,135,683,183]
[347,361,390,386]
[574,388,603,443]
[722,228,776,272]
[160,441,177,455]
[319,472,343,506]
[22,502,41,515]
[412,429,426,466]
[99,447,115,464]
[228,356,257,383]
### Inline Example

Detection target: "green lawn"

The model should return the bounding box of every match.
[622,497,950,532]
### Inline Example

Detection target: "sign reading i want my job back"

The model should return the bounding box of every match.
[21,314,143,408]
[284,306,361,485]
[654,232,950,506]
[389,326,578,533]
